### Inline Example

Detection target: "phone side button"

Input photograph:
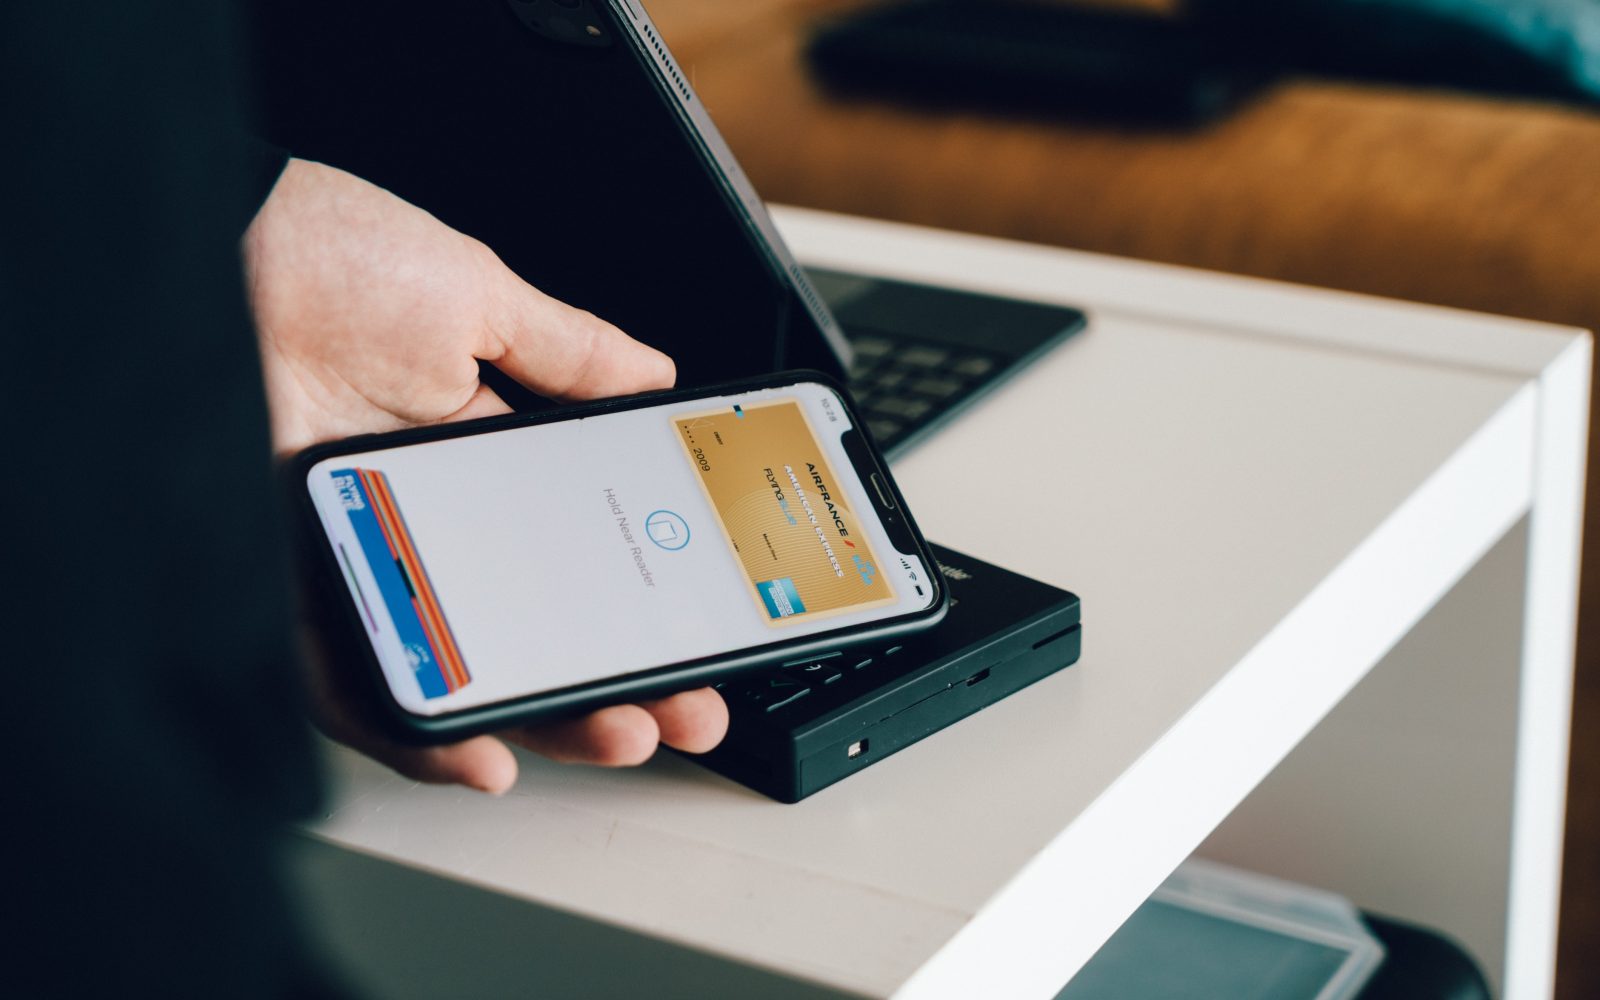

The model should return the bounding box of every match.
[870,473,896,509]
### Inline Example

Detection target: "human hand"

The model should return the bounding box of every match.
[246,158,726,793]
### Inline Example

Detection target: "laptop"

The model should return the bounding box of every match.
[249,0,1086,457]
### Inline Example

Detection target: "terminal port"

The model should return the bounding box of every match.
[1032,627,1075,650]
[966,668,991,687]
[847,739,868,759]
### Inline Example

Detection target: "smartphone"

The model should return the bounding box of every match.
[293,373,946,742]
[248,0,851,394]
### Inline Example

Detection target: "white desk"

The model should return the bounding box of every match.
[290,208,1590,1000]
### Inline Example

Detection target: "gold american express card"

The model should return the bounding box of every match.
[674,399,895,625]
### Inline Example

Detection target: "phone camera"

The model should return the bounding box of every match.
[505,0,611,48]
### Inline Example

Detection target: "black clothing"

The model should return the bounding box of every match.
[3,4,330,996]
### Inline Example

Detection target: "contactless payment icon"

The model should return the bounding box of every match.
[645,510,690,550]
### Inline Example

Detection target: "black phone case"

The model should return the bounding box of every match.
[289,371,947,744]
[689,543,1081,802]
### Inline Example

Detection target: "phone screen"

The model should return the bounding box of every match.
[306,381,935,716]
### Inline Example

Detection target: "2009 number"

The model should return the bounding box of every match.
[692,447,711,472]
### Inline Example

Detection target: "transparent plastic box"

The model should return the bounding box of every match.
[1057,859,1386,1000]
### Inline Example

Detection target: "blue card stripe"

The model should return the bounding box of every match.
[333,469,449,700]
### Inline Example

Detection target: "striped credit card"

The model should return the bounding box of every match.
[332,467,470,699]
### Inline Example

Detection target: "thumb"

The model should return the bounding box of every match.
[474,241,675,401]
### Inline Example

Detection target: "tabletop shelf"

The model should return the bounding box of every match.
[295,207,1588,1000]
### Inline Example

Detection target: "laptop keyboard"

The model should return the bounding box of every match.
[844,330,1002,453]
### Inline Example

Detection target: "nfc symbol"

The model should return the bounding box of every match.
[645,510,691,551]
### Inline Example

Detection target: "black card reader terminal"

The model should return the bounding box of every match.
[691,542,1081,802]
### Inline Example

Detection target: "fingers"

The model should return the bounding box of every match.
[474,241,675,402]
[441,381,513,423]
[375,736,520,795]
[328,712,519,795]
[508,703,662,767]
[321,687,725,786]
[507,688,728,767]
[637,687,729,754]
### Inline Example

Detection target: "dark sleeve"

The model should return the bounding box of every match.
[1,4,342,997]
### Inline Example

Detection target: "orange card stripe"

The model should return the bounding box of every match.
[358,469,471,691]
[369,476,469,690]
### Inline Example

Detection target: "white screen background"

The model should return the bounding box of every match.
[307,382,933,716]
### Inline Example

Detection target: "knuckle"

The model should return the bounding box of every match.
[554,311,608,398]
